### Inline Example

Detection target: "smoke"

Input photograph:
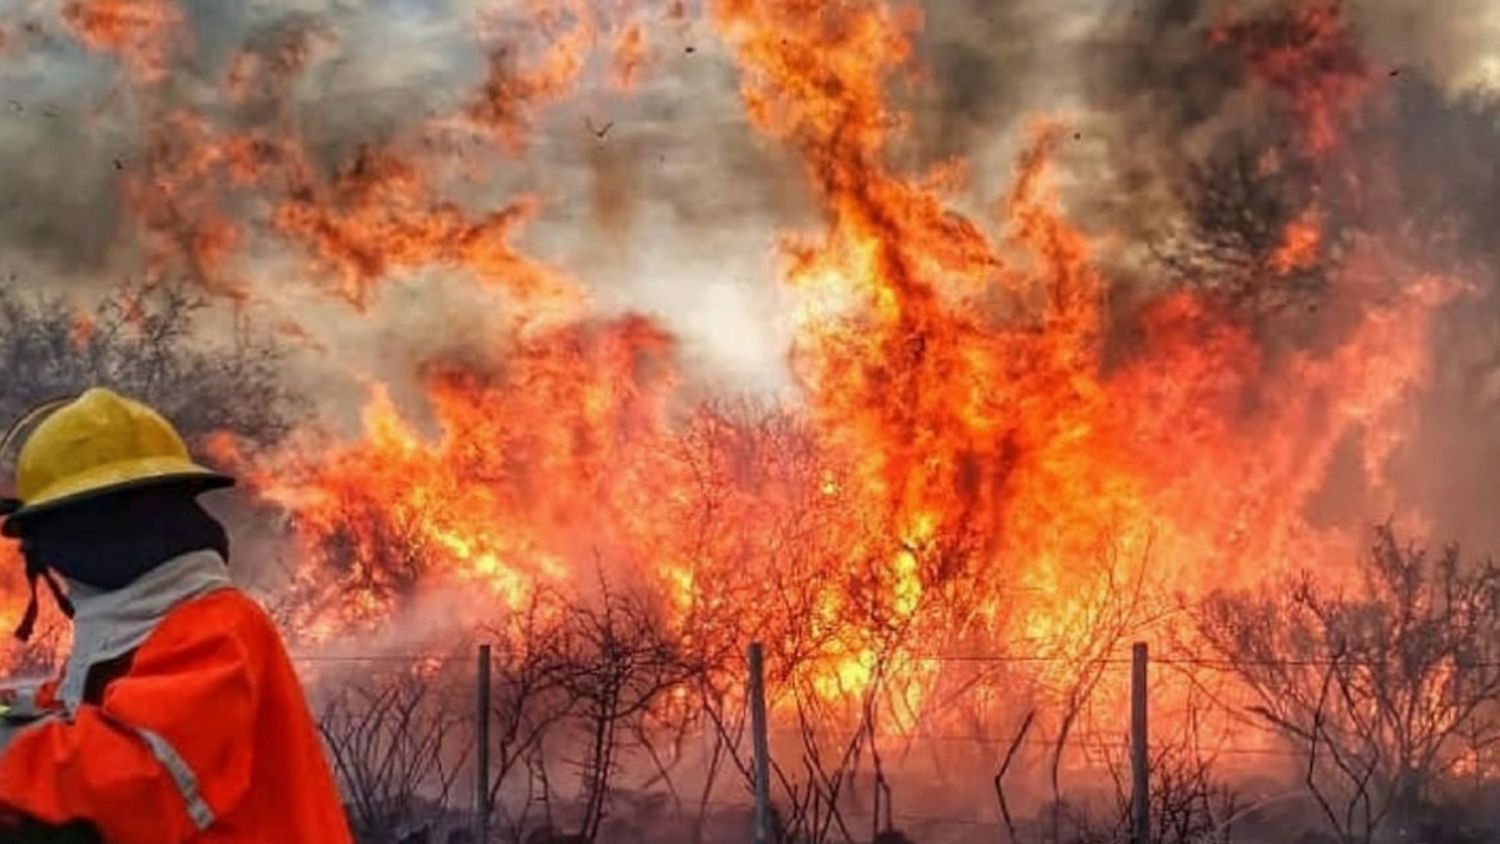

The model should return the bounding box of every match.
[12,3,1500,834]
[0,3,733,411]
[0,8,129,279]
[1076,0,1500,261]
[4,0,1500,539]
[1354,0,1500,91]
[1069,0,1500,553]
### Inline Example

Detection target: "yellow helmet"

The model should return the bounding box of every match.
[1,388,232,533]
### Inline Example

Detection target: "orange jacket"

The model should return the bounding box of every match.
[0,589,352,844]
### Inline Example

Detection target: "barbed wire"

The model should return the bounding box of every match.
[303,644,1500,835]
[917,653,1500,669]
[288,649,1500,670]
[697,796,999,829]
[761,721,1313,756]
[291,653,473,663]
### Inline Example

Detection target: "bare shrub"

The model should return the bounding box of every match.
[1197,525,1500,843]
[553,580,702,842]
[0,280,301,665]
[317,666,474,844]
[0,281,298,450]
[480,591,581,841]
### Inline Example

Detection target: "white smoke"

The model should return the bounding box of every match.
[2,0,1499,435]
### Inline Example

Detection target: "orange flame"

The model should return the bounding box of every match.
[9,0,1472,757]
[461,0,598,154]
[1270,209,1323,274]
[270,147,580,313]
[1214,0,1371,157]
[221,316,679,637]
[201,0,1457,727]
[61,0,184,85]
[611,22,648,90]
[69,311,96,351]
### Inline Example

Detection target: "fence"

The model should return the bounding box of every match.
[296,639,1500,844]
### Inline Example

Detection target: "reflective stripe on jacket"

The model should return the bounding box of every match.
[0,588,352,844]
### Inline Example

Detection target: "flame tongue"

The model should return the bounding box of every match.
[62,0,185,85]
[18,0,1465,728]
[192,0,1454,711]
[705,0,1454,681]
[710,0,1150,666]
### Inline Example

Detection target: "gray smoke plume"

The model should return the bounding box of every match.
[4,0,1500,551]
[0,0,810,408]
[1073,0,1500,553]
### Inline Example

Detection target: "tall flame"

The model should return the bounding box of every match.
[13,0,1472,752]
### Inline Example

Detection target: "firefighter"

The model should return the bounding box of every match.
[0,388,352,844]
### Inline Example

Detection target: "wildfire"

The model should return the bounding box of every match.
[61,0,184,86]
[610,22,648,90]
[69,312,97,351]
[1270,209,1323,274]
[460,1,597,154]
[1213,0,1372,156]
[9,0,1476,759]
[269,146,581,313]
[217,316,679,637]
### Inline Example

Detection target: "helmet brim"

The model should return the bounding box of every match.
[2,471,235,537]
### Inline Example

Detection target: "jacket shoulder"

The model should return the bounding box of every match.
[142,588,282,656]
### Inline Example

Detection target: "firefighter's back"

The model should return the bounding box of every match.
[162,588,352,843]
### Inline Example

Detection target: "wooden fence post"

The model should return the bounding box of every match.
[1131,642,1150,844]
[749,642,772,844]
[477,643,492,844]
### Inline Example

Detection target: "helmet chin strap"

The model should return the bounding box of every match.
[14,564,73,642]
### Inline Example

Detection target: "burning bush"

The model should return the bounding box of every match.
[1198,525,1500,842]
